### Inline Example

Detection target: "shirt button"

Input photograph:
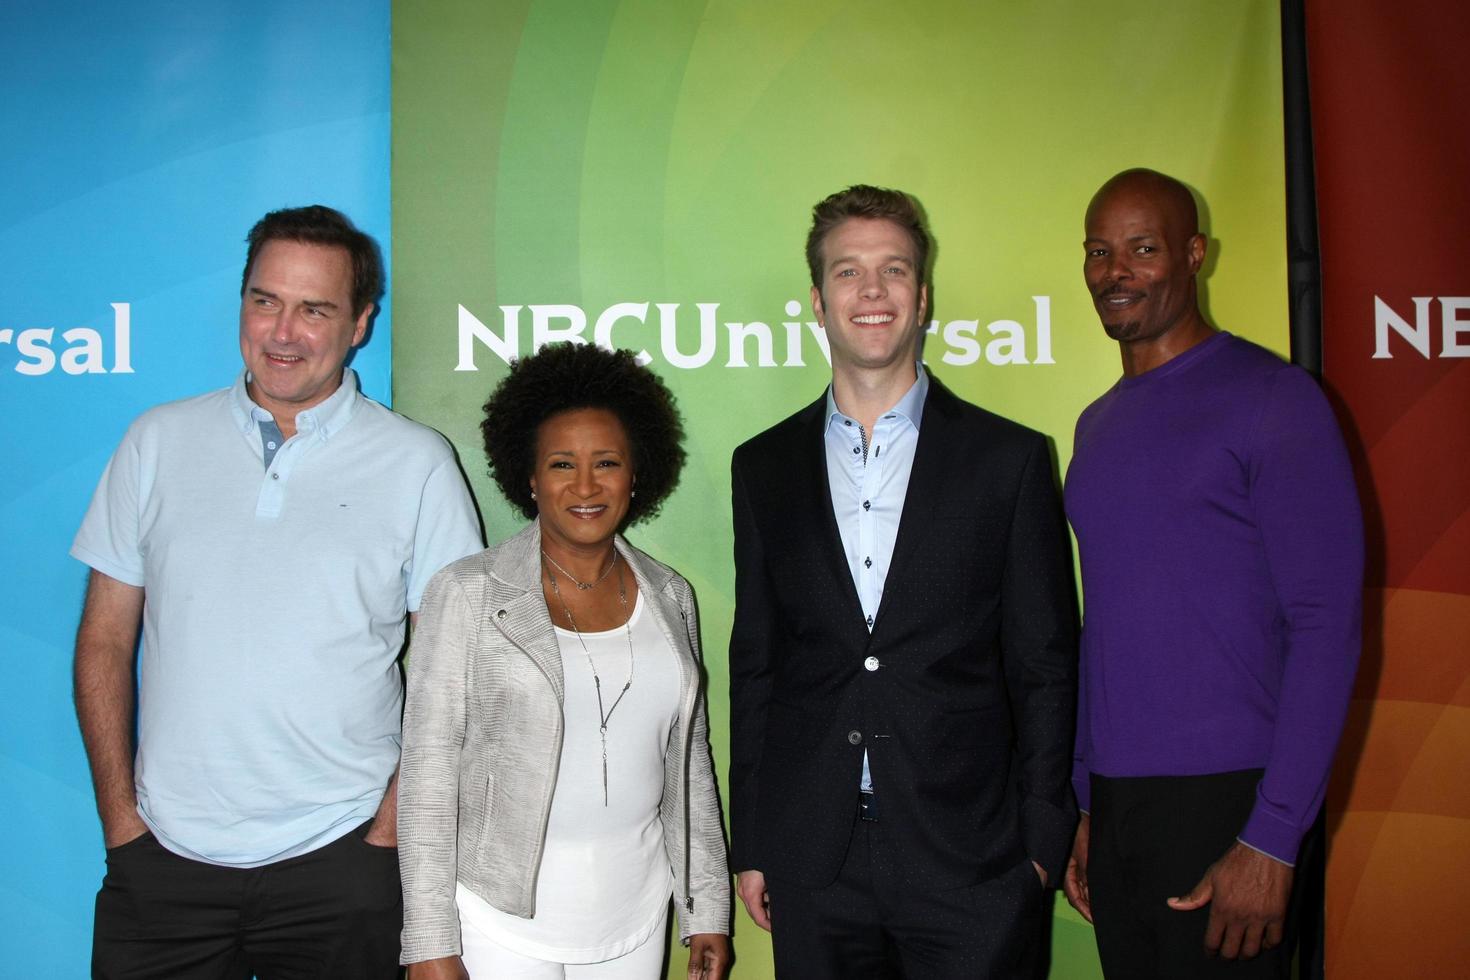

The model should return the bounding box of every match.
[496,609,507,620]
[271,472,279,480]
[844,419,852,426]
[863,500,871,511]
[865,614,874,628]
[852,447,860,455]
[864,656,880,671]
[847,730,863,745]
[266,441,277,450]
[864,557,872,568]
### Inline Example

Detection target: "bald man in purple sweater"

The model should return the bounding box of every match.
[1061,169,1363,979]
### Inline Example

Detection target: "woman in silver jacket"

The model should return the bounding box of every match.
[399,343,731,979]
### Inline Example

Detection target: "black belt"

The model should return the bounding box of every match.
[859,790,879,822]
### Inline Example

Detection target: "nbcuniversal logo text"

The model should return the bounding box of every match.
[2,303,133,375]
[1373,296,1470,358]
[455,298,1057,371]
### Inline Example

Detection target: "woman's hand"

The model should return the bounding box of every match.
[406,955,469,980]
[686,933,731,979]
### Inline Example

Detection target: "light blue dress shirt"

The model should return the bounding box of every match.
[823,366,928,793]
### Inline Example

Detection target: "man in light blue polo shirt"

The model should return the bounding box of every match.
[71,206,482,978]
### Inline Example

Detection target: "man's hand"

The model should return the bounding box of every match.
[687,933,731,979]
[1167,841,1293,959]
[362,818,396,847]
[363,768,399,847]
[1063,813,1093,923]
[406,956,468,980]
[736,869,772,931]
[104,811,151,850]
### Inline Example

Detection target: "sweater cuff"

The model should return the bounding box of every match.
[1238,804,1303,866]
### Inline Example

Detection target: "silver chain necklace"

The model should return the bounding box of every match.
[541,548,616,590]
[543,550,635,806]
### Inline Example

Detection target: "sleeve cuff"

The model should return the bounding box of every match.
[1235,836,1295,868]
[70,545,145,588]
[1022,794,1079,886]
[1237,805,1305,866]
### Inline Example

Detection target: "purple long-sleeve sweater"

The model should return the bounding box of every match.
[1065,332,1363,863]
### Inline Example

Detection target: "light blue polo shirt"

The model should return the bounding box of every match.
[72,370,483,867]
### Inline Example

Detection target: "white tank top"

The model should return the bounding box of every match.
[457,592,681,962]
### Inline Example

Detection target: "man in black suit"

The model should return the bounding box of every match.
[729,185,1079,978]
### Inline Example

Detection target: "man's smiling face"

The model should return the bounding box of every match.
[239,239,370,423]
[811,217,929,375]
[1083,181,1205,346]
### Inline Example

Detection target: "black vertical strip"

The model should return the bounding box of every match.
[1282,0,1322,376]
[1284,7,1328,977]
[1281,5,1328,973]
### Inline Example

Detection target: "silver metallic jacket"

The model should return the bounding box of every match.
[398,521,731,964]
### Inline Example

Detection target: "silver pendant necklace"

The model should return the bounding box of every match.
[543,549,635,806]
[541,548,616,590]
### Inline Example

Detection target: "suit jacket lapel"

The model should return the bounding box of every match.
[873,377,954,632]
[795,394,868,628]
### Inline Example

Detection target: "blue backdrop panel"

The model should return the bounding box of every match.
[0,2,389,973]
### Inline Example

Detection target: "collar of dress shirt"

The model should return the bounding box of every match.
[824,363,929,435]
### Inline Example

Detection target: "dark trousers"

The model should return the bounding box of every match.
[92,822,403,980]
[1088,770,1311,980]
[766,811,1045,979]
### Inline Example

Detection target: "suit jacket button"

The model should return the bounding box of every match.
[847,730,863,745]
[496,609,507,619]
[864,656,880,671]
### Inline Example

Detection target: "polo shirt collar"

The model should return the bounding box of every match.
[230,368,361,441]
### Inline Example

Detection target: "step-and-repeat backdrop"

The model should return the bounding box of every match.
[1,3,390,976]
[19,4,1464,973]
[391,2,1290,976]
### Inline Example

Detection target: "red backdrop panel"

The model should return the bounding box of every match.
[1308,1,1470,975]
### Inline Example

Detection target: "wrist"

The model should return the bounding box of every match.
[101,801,141,827]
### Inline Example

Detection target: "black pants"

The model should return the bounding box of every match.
[766,814,1045,979]
[92,822,403,980]
[1088,770,1311,980]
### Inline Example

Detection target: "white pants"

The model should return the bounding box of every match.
[459,906,669,979]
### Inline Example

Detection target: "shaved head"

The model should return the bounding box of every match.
[1087,169,1200,242]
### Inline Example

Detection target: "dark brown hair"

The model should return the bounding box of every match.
[805,185,930,288]
[241,205,382,317]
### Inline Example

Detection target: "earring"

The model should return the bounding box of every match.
[631,489,637,498]
[530,491,537,500]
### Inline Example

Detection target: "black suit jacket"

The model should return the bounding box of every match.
[728,376,1079,890]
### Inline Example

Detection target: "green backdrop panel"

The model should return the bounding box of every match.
[393,2,1286,975]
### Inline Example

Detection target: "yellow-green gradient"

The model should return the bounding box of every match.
[393,2,1286,975]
